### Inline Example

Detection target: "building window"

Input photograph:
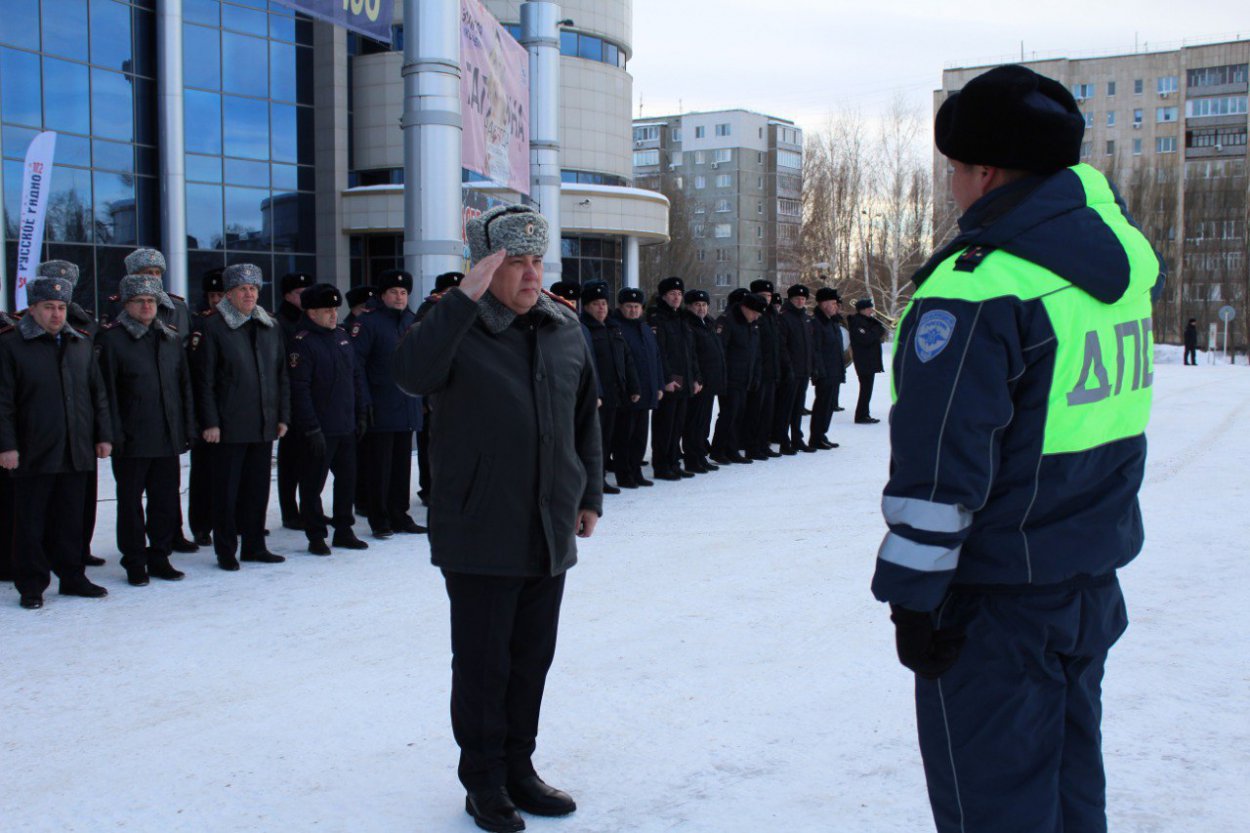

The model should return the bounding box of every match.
[1083,113,1094,128]
[714,224,732,238]
[1107,111,1116,127]
[714,273,731,287]
[777,150,802,169]
[778,224,798,242]
[556,30,627,68]
[715,174,731,188]
[633,125,659,142]
[1134,78,1143,95]
[1186,96,1249,119]
[1106,140,1115,155]
[697,249,705,261]
[756,250,763,262]
[694,151,706,164]
[1188,64,1249,88]
[671,128,681,142]
[756,226,763,238]
[1072,83,1094,100]
[693,202,705,214]
[1079,142,1091,158]
[695,126,705,139]
[674,175,684,189]
[558,236,624,291]
[694,175,706,189]
[561,169,628,186]
[713,148,732,163]
[715,123,731,137]
[715,198,731,212]
[777,198,800,217]
[1187,126,1248,149]
[632,149,659,167]
[715,249,727,261]
[1156,136,1177,154]
[757,200,763,214]
[1133,108,1143,126]
[1107,80,1117,96]
[757,175,764,189]
[693,224,705,237]
[1157,76,1178,95]
[671,151,683,167]
[1156,106,1178,123]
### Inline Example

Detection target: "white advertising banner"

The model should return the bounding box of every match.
[14,131,57,311]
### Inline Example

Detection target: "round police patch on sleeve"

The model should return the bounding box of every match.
[915,309,957,363]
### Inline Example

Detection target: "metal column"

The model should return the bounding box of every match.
[402,0,464,302]
[520,1,562,285]
[625,235,639,288]
[157,0,188,298]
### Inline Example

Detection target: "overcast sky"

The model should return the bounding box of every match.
[628,0,1245,138]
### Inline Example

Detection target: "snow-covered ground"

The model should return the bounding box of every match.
[5,351,1249,833]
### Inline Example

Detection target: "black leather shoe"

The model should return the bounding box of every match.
[765,449,783,458]
[816,439,839,450]
[603,481,621,495]
[701,459,720,471]
[677,468,696,478]
[126,566,150,586]
[148,555,186,581]
[507,775,576,817]
[394,518,428,534]
[171,536,199,553]
[282,517,305,531]
[833,406,845,412]
[20,594,43,610]
[332,531,369,550]
[308,539,332,556]
[780,444,798,456]
[855,417,881,424]
[59,578,108,598]
[193,531,213,547]
[727,454,754,464]
[218,556,240,571]
[635,474,654,487]
[83,554,106,566]
[653,471,681,481]
[708,453,730,465]
[798,442,818,453]
[465,787,525,832]
[241,551,285,564]
[615,474,639,489]
[371,526,394,539]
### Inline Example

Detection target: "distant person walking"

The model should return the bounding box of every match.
[1184,318,1199,365]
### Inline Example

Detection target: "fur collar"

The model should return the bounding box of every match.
[18,314,85,341]
[116,310,178,340]
[216,297,276,330]
[477,290,569,335]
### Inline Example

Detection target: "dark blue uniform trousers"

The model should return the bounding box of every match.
[917,577,1128,833]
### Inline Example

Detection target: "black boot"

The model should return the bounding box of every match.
[241,550,285,564]
[308,539,332,556]
[59,577,108,598]
[332,530,369,550]
[126,564,150,587]
[148,553,186,581]
[602,481,621,495]
[171,535,200,554]
[465,787,525,832]
[506,774,576,817]
[394,517,428,534]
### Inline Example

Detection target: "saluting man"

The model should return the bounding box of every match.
[0,277,113,609]
[97,274,196,586]
[190,263,290,570]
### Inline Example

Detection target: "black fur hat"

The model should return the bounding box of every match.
[580,281,610,303]
[300,283,342,310]
[815,287,841,303]
[787,284,810,299]
[346,285,378,307]
[741,292,769,313]
[684,289,710,305]
[434,272,464,293]
[549,280,580,302]
[618,287,646,305]
[376,269,413,293]
[280,272,315,296]
[657,276,684,295]
[935,64,1085,174]
[749,279,774,295]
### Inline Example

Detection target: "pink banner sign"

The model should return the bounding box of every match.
[460,0,530,195]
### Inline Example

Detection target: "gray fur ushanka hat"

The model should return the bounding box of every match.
[125,248,167,274]
[119,273,172,307]
[223,263,263,290]
[36,260,80,286]
[467,204,549,263]
[27,277,75,304]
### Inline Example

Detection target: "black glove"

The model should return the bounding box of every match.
[356,406,373,441]
[305,429,326,459]
[890,604,965,680]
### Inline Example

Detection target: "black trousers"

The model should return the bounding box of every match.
[0,470,14,583]
[416,422,431,501]
[810,380,836,442]
[772,379,798,443]
[612,409,649,481]
[1183,346,1197,365]
[711,387,747,457]
[856,371,876,421]
[358,430,414,532]
[651,395,688,474]
[746,381,776,455]
[787,379,810,445]
[82,460,97,559]
[276,431,304,523]
[112,455,181,570]
[682,389,715,464]
[444,569,566,791]
[211,441,273,561]
[12,472,89,597]
[299,434,357,541]
[188,442,214,538]
[597,405,618,483]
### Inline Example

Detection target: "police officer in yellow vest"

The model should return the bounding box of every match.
[871,65,1163,833]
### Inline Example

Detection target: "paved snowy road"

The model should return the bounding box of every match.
[4,351,1249,832]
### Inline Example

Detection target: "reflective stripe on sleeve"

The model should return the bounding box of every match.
[877,532,961,573]
[882,495,973,534]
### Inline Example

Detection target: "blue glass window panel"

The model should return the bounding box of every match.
[221,3,267,37]
[55,133,93,167]
[43,57,90,135]
[269,11,295,42]
[93,138,133,173]
[183,24,221,90]
[186,183,223,249]
[270,40,296,103]
[3,159,24,232]
[223,95,269,159]
[222,32,268,97]
[578,34,601,61]
[184,90,221,154]
[2,126,39,159]
[294,16,312,46]
[269,102,296,163]
[91,68,134,141]
[183,0,219,27]
[224,185,269,250]
[225,157,268,187]
[271,162,297,191]
[42,0,89,61]
[271,192,312,252]
[1,49,42,127]
[90,0,132,73]
[93,169,136,245]
[559,30,577,57]
[0,0,41,50]
[134,77,157,144]
[232,0,267,9]
[135,174,158,244]
[604,43,618,67]
[46,164,94,242]
[186,153,222,183]
[132,8,156,77]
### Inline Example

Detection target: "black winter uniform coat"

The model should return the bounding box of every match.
[812,308,847,384]
[394,289,603,578]
[101,293,192,344]
[1184,323,1198,349]
[756,307,787,383]
[648,301,701,398]
[683,309,727,396]
[778,303,819,381]
[848,312,887,375]
[580,312,640,409]
[97,316,195,457]
[0,319,112,476]
[717,306,761,390]
[612,310,664,410]
[277,300,303,346]
[190,304,290,444]
[289,318,368,437]
[350,304,423,433]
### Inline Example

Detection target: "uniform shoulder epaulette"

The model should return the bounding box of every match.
[0,324,14,335]
[360,306,377,315]
[108,293,120,302]
[103,320,123,330]
[167,323,179,332]
[169,292,185,301]
[424,292,443,304]
[75,327,90,337]
[542,289,577,311]
[11,310,25,319]
[199,308,218,317]
[954,244,995,273]
[294,330,307,340]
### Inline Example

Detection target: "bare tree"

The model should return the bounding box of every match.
[639,173,711,297]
